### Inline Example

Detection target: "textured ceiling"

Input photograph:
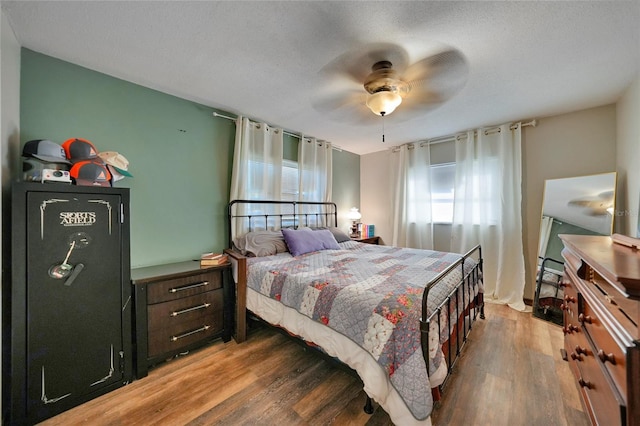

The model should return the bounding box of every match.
[2,1,639,155]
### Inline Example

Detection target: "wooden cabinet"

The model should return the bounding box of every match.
[560,234,640,426]
[131,261,232,378]
[7,182,132,424]
[353,236,380,245]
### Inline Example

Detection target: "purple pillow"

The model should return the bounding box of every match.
[281,227,340,256]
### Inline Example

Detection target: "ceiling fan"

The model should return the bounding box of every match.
[567,190,615,216]
[312,43,469,124]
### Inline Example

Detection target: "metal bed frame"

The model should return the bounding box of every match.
[226,199,484,415]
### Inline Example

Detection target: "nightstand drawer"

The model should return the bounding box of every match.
[148,317,222,358]
[148,290,223,331]
[147,271,221,304]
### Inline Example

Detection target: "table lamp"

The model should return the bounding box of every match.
[347,207,362,238]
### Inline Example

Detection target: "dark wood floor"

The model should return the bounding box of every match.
[39,303,589,425]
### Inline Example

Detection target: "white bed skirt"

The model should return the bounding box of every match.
[246,287,437,426]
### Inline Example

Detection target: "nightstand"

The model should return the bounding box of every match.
[131,260,232,378]
[352,236,380,245]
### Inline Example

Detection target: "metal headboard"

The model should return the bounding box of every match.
[228,199,338,246]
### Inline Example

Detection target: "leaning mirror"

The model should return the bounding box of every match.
[534,172,617,324]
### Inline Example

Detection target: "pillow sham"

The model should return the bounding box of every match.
[323,227,351,243]
[232,230,288,257]
[282,227,340,256]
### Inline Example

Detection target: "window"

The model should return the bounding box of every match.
[430,163,455,223]
[281,159,299,201]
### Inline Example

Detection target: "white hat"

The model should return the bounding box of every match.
[97,151,133,178]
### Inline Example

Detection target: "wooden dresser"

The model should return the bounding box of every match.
[131,260,232,378]
[560,234,640,426]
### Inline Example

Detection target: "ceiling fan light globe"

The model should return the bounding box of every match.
[366,91,402,116]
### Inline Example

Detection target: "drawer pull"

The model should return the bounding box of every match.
[170,325,211,342]
[575,345,588,356]
[570,352,582,361]
[564,295,576,304]
[597,349,616,365]
[578,314,592,324]
[169,281,209,293]
[170,303,211,317]
[563,324,579,334]
[578,378,592,389]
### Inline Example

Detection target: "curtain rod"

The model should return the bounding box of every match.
[212,111,343,152]
[413,119,538,148]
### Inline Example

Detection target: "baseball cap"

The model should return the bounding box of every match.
[97,151,133,177]
[22,140,71,164]
[69,160,112,187]
[62,138,99,163]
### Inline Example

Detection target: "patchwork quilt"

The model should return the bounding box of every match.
[245,241,482,420]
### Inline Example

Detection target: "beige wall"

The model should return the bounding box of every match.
[616,75,640,237]
[522,105,617,300]
[360,149,392,245]
[361,104,618,301]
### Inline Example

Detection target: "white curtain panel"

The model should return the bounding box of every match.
[450,123,527,311]
[298,136,333,202]
[390,143,434,249]
[229,116,284,237]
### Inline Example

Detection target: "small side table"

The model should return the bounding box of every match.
[352,236,381,245]
[131,260,232,378]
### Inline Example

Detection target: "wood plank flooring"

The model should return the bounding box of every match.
[39,303,589,425]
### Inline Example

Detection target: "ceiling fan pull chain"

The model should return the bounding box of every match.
[382,112,386,143]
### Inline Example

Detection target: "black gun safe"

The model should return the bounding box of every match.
[6,182,132,424]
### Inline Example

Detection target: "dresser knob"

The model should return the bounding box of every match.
[564,295,576,304]
[578,314,592,324]
[560,303,568,311]
[575,345,588,356]
[563,324,579,334]
[578,378,592,389]
[597,349,616,364]
[570,352,582,361]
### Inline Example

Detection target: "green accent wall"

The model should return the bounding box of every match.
[19,49,360,267]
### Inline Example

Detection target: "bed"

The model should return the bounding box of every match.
[225,200,484,425]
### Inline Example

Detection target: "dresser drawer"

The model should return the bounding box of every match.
[148,291,223,358]
[147,271,221,304]
[561,270,579,320]
[573,339,626,426]
[581,301,627,399]
[565,323,590,379]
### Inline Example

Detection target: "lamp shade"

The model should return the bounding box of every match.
[347,207,362,220]
[366,91,402,116]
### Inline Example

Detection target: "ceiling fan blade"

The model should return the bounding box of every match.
[400,49,469,109]
[312,90,374,125]
[318,42,410,85]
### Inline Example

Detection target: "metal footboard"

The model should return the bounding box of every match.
[420,245,484,387]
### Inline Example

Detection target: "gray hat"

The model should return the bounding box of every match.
[22,139,71,164]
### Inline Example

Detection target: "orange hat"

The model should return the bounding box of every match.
[69,160,111,187]
[62,138,99,163]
